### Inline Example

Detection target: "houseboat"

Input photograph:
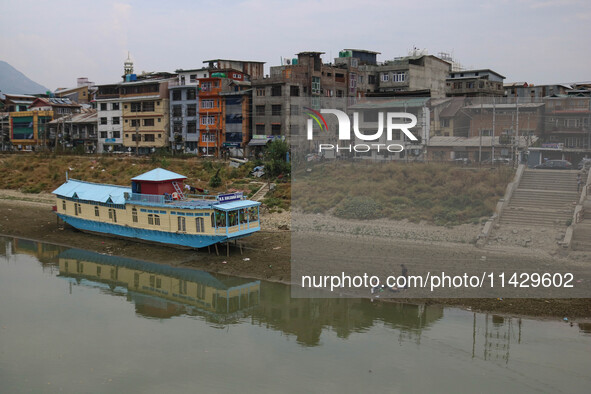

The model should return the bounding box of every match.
[52,168,261,249]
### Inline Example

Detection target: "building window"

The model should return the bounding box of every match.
[256,88,265,96]
[271,124,281,135]
[94,206,99,217]
[131,119,140,127]
[271,85,282,96]
[172,105,182,117]
[178,216,186,232]
[196,217,204,232]
[187,104,197,116]
[143,102,155,112]
[100,131,108,139]
[113,131,120,138]
[290,124,300,136]
[202,133,216,143]
[132,208,138,223]
[172,90,182,101]
[255,124,265,134]
[201,116,215,125]
[381,73,389,82]
[201,100,214,109]
[189,74,197,82]
[187,121,197,134]
[186,89,196,100]
[143,118,154,127]
[312,77,320,94]
[112,117,120,125]
[100,117,107,125]
[100,103,107,111]
[62,200,66,211]
[144,134,155,142]
[392,72,405,82]
[290,86,300,97]
[272,105,282,116]
[108,208,117,223]
[256,105,265,116]
[290,105,300,115]
[112,103,120,110]
[131,102,141,112]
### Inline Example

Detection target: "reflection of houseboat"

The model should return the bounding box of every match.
[52,168,261,248]
[58,248,260,319]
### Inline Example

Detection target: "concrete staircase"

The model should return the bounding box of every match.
[251,183,270,201]
[572,200,591,251]
[499,169,580,227]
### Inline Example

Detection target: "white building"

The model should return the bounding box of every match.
[95,84,123,153]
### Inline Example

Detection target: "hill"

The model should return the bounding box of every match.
[0,60,48,95]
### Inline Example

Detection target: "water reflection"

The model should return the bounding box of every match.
[4,236,588,354]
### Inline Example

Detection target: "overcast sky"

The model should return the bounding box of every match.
[1,0,590,90]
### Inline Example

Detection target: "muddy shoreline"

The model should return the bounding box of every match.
[0,191,589,319]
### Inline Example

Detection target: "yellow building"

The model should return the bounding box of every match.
[120,78,171,154]
[9,110,53,148]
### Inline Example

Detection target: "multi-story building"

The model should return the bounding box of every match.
[10,97,81,150]
[504,82,571,100]
[48,109,98,153]
[251,51,350,148]
[376,55,451,98]
[221,89,251,157]
[446,69,505,97]
[2,94,37,112]
[430,97,470,137]
[536,96,591,163]
[120,73,174,154]
[198,70,250,157]
[95,83,123,153]
[169,68,208,154]
[203,59,265,79]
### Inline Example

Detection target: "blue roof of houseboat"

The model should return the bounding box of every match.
[212,200,261,211]
[131,168,186,182]
[52,179,131,205]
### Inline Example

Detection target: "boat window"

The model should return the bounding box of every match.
[196,217,204,232]
[154,214,160,226]
[148,214,153,225]
[240,209,248,224]
[215,211,226,227]
[94,206,99,217]
[132,208,138,223]
[178,216,186,232]
[248,207,259,222]
[74,203,81,216]
[228,210,238,227]
[62,200,66,211]
[109,208,117,223]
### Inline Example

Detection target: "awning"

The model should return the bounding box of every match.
[213,200,261,211]
[248,138,272,146]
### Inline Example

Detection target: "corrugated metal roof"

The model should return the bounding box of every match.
[213,200,260,211]
[428,135,537,148]
[131,168,186,182]
[351,98,430,109]
[52,179,131,205]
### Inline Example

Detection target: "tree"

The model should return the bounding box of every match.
[263,139,290,179]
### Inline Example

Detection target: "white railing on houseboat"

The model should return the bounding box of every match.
[127,193,165,204]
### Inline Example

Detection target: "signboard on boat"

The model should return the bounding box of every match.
[217,192,243,203]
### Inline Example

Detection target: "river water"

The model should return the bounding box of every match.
[0,237,590,393]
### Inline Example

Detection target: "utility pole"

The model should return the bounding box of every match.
[135,123,139,156]
[492,98,496,161]
[515,98,519,166]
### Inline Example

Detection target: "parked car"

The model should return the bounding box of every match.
[534,160,573,170]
